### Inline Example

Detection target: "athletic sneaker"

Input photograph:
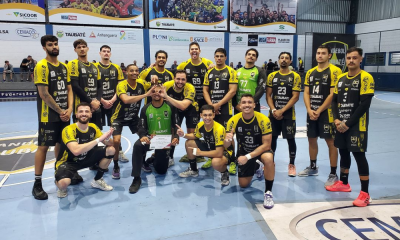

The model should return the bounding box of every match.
[57,188,68,198]
[179,154,189,162]
[112,167,120,179]
[325,181,351,192]
[91,178,113,191]
[263,191,274,209]
[353,191,372,207]
[298,166,319,176]
[325,174,339,187]
[129,178,142,194]
[168,157,175,167]
[119,151,129,162]
[228,162,237,175]
[32,181,48,200]
[255,160,264,178]
[142,164,152,173]
[201,158,212,169]
[288,164,296,177]
[179,167,199,178]
[221,171,230,186]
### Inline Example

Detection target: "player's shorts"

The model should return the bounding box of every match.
[38,121,70,146]
[214,114,232,129]
[101,105,113,127]
[177,105,199,129]
[238,150,274,178]
[197,98,207,112]
[334,130,368,152]
[307,113,335,139]
[112,119,139,136]
[269,116,296,139]
[194,139,233,163]
[55,146,106,181]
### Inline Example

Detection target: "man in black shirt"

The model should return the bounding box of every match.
[20,55,33,81]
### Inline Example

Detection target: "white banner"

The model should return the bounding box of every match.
[52,25,143,45]
[0,3,45,22]
[149,19,228,31]
[150,30,224,47]
[0,23,46,41]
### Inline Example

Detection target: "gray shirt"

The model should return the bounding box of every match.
[4,64,13,72]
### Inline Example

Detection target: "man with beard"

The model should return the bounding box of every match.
[32,35,73,200]
[110,65,153,179]
[266,52,301,177]
[68,39,102,129]
[55,102,115,198]
[225,94,275,209]
[129,85,179,194]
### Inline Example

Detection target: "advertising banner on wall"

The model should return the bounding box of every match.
[230,0,296,33]
[48,0,143,27]
[0,23,46,41]
[0,1,45,22]
[150,29,224,46]
[230,33,292,48]
[149,0,227,31]
[312,33,356,72]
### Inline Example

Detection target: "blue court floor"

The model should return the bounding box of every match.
[0,91,399,240]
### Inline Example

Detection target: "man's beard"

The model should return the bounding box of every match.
[77,117,90,124]
[48,49,59,57]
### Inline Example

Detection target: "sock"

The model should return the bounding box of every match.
[133,176,141,182]
[289,157,295,165]
[94,168,107,180]
[330,166,337,175]
[189,158,197,171]
[35,174,42,182]
[340,172,349,185]
[361,179,369,193]
[310,159,317,169]
[114,160,119,169]
[265,179,274,192]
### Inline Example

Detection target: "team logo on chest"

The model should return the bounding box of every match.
[164,111,169,117]
[149,113,153,118]
[165,75,169,81]
[222,72,228,78]
[250,72,255,77]
[322,74,329,83]
[137,88,142,94]
[110,70,115,77]
[288,77,293,84]
[201,69,206,74]
[90,132,94,139]
[254,125,259,132]
[352,79,359,88]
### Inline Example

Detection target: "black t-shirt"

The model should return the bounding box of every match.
[267,62,275,71]
[20,58,29,69]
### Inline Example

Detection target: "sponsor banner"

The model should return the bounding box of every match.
[0,2,45,22]
[48,0,143,27]
[0,91,37,99]
[149,0,227,31]
[230,0,296,33]
[0,23,46,41]
[230,33,292,48]
[312,33,356,72]
[52,25,143,44]
[150,30,224,47]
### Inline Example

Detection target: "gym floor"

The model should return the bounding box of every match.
[0,91,399,240]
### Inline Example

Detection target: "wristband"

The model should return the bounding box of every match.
[96,138,100,144]
[193,148,197,156]
[272,109,277,113]
[245,154,252,160]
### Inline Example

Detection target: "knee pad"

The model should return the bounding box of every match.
[105,155,114,159]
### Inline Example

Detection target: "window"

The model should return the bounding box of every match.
[364,52,386,66]
[389,52,400,66]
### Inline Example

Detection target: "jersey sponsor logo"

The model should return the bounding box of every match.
[309,76,314,82]
[273,78,278,83]
[338,81,343,87]
[186,69,190,74]
[50,71,56,77]
[209,74,213,79]
[149,113,153,118]
[81,68,86,74]
[238,127,242,132]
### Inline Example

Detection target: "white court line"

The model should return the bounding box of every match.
[374,92,400,105]
[0,174,10,188]
[0,131,37,136]
[121,135,132,154]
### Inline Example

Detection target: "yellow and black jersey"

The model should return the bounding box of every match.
[227,112,272,156]
[138,67,174,85]
[111,79,150,123]
[334,70,374,132]
[267,71,301,119]
[177,58,213,101]
[68,59,101,110]
[163,80,197,110]
[305,64,342,111]
[95,62,124,100]
[204,66,238,115]
[55,123,102,169]
[194,121,229,152]
[34,59,70,123]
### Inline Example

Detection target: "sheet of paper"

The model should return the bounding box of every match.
[149,135,172,149]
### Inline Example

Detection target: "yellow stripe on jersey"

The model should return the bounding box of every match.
[34,59,49,85]
[213,122,226,147]
[110,102,122,124]
[304,66,317,86]
[360,71,375,95]
[41,100,49,122]
[67,59,79,77]
[359,113,367,132]
[228,66,238,84]
[55,150,69,170]
[327,108,334,123]
[330,64,342,87]
[266,71,277,87]
[292,72,302,92]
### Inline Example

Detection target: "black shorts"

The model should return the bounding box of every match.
[307,113,335,139]
[101,106,113,127]
[334,130,368,152]
[214,114,232,129]
[194,139,233,162]
[112,120,139,136]
[177,105,199,129]
[197,98,207,112]
[38,121,70,146]
[55,146,106,181]
[269,116,296,139]
[238,150,274,178]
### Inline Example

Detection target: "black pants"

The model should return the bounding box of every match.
[131,139,169,177]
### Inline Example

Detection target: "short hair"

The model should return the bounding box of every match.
[245,48,259,58]
[40,35,58,47]
[155,50,168,59]
[279,52,292,60]
[317,45,331,54]
[347,47,363,56]
[73,39,87,49]
[189,42,200,50]
[214,48,226,56]
[126,64,138,71]
[5,60,9,63]
[100,45,111,51]
[76,102,91,112]
[200,104,215,113]
[174,69,187,78]
[240,93,255,101]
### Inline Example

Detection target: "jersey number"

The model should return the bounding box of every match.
[278,87,286,95]
[244,136,254,144]
[193,78,202,85]
[312,85,320,94]
[214,81,220,89]
[88,78,95,87]
[57,81,65,90]
[103,81,110,90]
[240,80,248,87]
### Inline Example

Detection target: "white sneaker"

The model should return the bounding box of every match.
[119,151,129,162]
[168,157,175,167]
[263,191,274,209]
[57,188,68,198]
[91,178,113,191]
[256,160,264,178]
[179,167,199,178]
